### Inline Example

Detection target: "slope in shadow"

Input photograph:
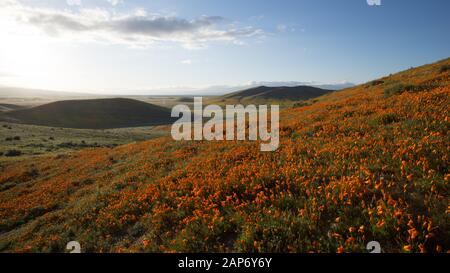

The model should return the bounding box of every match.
[223,85,333,101]
[0,98,175,129]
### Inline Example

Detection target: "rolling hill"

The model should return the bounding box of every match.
[211,85,333,105]
[223,85,333,100]
[0,98,175,129]
[0,58,449,253]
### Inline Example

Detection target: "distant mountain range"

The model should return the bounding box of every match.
[118,82,354,96]
[0,81,354,97]
[183,82,353,96]
[239,81,354,91]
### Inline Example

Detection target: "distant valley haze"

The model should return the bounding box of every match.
[0,81,354,98]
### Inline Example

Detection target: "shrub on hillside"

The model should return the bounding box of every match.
[293,101,310,108]
[5,150,22,157]
[368,80,384,87]
[439,64,450,73]
[384,84,406,97]
[378,113,401,125]
[384,83,438,97]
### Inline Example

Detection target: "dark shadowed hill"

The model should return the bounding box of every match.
[0,98,175,129]
[214,85,333,105]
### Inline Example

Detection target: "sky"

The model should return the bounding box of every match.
[0,0,449,95]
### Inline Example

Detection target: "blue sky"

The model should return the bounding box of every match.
[0,0,449,94]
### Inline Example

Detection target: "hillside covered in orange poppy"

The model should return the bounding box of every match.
[0,58,449,253]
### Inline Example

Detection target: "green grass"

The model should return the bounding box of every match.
[0,122,169,163]
[384,83,440,97]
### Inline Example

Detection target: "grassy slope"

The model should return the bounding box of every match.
[0,58,449,253]
[0,122,170,163]
[207,85,333,107]
[0,98,174,129]
[223,85,332,100]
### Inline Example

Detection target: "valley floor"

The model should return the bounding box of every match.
[0,122,170,163]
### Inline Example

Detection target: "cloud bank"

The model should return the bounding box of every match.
[1,0,263,49]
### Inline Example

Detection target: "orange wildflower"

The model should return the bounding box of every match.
[403,245,412,252]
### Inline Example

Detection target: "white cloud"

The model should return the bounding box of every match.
[277,24,297,33]
[277,24,287,32]
[66,0,82,6]
[249,15,264,21]
[0,1,262,49]
[107,0,122,6]
[180,59,192,65]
